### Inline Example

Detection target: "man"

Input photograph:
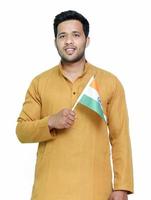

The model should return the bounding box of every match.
[16,10,134,200]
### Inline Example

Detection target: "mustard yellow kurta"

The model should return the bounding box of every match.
[16,62,133,200]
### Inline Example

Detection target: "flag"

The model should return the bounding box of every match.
[72,76,107,122]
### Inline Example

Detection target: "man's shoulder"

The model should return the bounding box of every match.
[35,65,58,79]
[90,63,124,90]
[90,63,118,81]
[31,65,59,83]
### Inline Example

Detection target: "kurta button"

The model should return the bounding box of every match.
[73,92,76,95]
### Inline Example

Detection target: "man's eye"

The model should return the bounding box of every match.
[59,35,65,39]
[74,34,80,37]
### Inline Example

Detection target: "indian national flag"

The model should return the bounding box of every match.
[72,76,107,122]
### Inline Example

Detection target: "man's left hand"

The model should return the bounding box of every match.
[108,191,128,200]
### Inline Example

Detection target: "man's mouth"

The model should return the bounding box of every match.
[64,47,76,55]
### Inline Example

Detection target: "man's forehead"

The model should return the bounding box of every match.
[57,20,83,32]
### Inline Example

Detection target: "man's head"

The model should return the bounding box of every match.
[53,10,90,63]
[53,10,89,38]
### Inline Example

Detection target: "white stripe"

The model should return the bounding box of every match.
[84,86,100,103]
[84,86,104,112]
[72,76,94,110]
[82,87,107,122]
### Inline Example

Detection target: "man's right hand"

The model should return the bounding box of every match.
[48,108,76,130]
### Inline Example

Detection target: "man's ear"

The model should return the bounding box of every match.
[86,37,90,48]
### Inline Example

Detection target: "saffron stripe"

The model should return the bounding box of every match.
[90,79,99,92]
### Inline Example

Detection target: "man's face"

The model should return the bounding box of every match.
[55,20,89,63]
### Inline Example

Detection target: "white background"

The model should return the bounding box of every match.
[0,0,151,199]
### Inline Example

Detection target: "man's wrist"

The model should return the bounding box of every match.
[48,116,55,131]
[113,190,127,193]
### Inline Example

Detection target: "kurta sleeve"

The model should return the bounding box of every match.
[107,77,134,194]
[16,77,56,143]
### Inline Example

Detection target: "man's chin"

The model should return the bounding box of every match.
[61,55,84,63]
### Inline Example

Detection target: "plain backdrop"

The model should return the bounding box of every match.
[0,0,151,199]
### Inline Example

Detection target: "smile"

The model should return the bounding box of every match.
[64,47,76,54]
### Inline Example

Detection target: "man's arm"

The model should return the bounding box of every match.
[16,77,57,143]
[107,76,134,196]
[16,77,76,143]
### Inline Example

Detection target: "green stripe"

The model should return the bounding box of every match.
[80,94,106,121]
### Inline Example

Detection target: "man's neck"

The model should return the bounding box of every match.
[61,58,86,82]
[61,58,85,73]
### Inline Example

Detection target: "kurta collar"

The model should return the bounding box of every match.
[58,60,92,80]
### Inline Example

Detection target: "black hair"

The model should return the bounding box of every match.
[53,10,89,38]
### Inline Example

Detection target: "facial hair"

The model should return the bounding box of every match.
[56,42,87,64]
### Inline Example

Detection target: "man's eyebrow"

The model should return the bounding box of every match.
[57,32,66,36]
[58,31,81,36]
[72,31,80,34]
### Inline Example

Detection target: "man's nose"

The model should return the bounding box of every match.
[65,35,73,44]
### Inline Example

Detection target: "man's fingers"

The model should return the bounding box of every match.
[63,109,75,115]
[69,111,76,116]
[68,114,75,121]
[64,117,75,128]
[66,118,74,125]
[64,122,72,128]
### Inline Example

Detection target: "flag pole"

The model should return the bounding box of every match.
[72,75,94,111]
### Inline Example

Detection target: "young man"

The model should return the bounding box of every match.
[16,10,133,200]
